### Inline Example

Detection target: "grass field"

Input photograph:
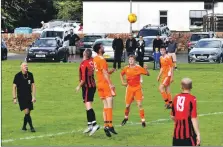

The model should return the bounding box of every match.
[1,60,223,146]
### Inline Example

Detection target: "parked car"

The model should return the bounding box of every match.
[93,38,126,62]
[188,38,223,63]
[79,34,107,57]
[136,24,171,38]
[187,32,216,52]
[1,39,8,60]
[136,36,166,62]
[26,38,69,62]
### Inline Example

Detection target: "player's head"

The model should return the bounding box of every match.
[160,45,167,55]
[129,34,133,39]
[139,36,143,40]
[70,29,73,34]
[128,55,136,65]
[93,43,104,55]
[181,78,192,91]
[156,34,160,39]
[83,49,92,59]
[116,34,120,38]
[20,61,28,73]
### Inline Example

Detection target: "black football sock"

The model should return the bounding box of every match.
[23,114,28,128]
[26,113,34,129]
[89,109,97,126]
[86,110,92,127]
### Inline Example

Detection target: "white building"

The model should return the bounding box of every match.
[83,1,223,33]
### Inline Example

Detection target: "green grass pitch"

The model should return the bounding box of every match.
[1,60,223,146]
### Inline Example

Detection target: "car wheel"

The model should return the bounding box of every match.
[2,51,7,60]
[63,53,68,63]
[188,56,191,63]
[80,50,84,58]
[218,56,223,63]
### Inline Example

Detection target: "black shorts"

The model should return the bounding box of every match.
[82,87,96,103]
[18,96,34,111]
[173,136,197,146]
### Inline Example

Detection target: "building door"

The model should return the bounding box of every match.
[160,11,168,25]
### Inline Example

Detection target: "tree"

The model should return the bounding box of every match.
[54,0,82,21]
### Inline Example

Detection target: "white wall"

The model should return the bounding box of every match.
[207,2,223,14]
[83,2,214,33]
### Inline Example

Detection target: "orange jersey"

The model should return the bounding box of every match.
[121,65,148,87]
[93,55,109,84]
[160,55,173,77]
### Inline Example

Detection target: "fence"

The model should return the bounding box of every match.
[2,32,223,52]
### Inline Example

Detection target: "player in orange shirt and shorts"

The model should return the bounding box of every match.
[157,45,174,109]
[120,55,150,127]
[93,43,117,137]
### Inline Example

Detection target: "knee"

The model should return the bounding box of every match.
[137,103,142,109]
[159,85,164,92]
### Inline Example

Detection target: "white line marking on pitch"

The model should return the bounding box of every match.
[2,112,223,143]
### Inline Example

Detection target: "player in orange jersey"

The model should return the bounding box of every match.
[120,55,150,127]
[93,43,117,137]
[157,45,174,109]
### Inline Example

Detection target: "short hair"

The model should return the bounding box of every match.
[70,29,73,31]
[85,49,92,59]
[181,78,192,90]
[128,54,136,60]
[160,45,166,50]
[93,43,102,53]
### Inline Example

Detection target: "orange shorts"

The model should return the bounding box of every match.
[97,81,112,99]
[125,85,143,105]
[161,76,171,87]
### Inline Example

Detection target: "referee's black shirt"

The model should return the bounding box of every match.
[13,71,34,98]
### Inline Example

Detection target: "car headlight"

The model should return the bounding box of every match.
[50,51,56,54]
[210,52,217,56]
[189,53,194,56]
[28,49,33,54]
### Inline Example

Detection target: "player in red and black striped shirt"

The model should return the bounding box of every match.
[171,78,201,146]
[76,49,99,136]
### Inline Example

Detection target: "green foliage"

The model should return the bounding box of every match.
[54,0,82,20]
[1,0,82,31]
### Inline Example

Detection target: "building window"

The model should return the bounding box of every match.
[189,10,207,26]
[204,2,217,10]
[160,11,168,25]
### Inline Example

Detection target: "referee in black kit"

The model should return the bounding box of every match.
[12,62,36,132]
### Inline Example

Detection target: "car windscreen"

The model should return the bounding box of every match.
[144,38,155,47]
[84,36,102,42]
[138,29,161,37]
[33,39,57,47]
[195,40,221,48]
[190,34,210,41]
[41,31,64,39]
[95,40,113,46]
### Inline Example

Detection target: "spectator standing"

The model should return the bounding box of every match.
[136,36,145,67]
[67,29,80,63]
[167,37,178,70]
[126,34,137,57]
[152,34,163,70]
[112,34,124,70]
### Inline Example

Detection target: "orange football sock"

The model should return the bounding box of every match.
[103,108,108,127]
[161,92,169,104]
[107,108,113,127]
[124,107,130,119]
[167,93,172,102]
[139,109,145,122]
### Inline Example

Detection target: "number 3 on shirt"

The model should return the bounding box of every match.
[93,62,98,71]
[176,96,185,112]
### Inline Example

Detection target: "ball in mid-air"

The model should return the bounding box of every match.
[128,13,137,23]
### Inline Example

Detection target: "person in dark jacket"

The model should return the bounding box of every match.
[137,36,145,67]
[112,34,124,69]
[152,34,163,70]
[126,34,137,57]
[67,29,80,62]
